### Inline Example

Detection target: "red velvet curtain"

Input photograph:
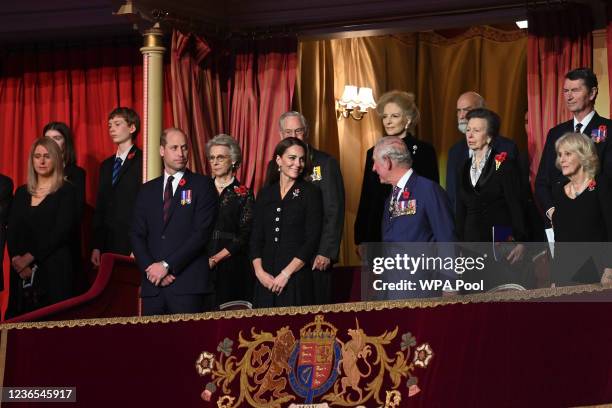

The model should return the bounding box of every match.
[0,40,174,317]
[171,32,228,174]
[171,30,297,191]
[527,4,593,187]
[233,38,298,190]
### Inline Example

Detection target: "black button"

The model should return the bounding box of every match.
[161,235,166,240]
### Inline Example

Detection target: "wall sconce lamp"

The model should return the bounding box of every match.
[336,85,376,120]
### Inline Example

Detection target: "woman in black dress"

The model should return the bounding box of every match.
[455,109,527,289]
[355,90,439,255]
[551,132,612,285]
[44,121,87,293]
[43,122,85,217]
[6,138,77,318]
[250,137,322,308]
[206,134,255,308]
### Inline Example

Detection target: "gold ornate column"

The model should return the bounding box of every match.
[140,23,165,181]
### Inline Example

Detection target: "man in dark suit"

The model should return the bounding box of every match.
[372,136,456,298]
[535,67,612,229]
[355,91,439,252]
[446,91,518,213]
[91,107,143,267]
[274,111,345,305]
[131,128,218,315]
[0,173,13,292]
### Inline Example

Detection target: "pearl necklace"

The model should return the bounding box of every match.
[214,176,234,189]
[569,178,590,198]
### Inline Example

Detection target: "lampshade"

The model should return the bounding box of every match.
[339,85,359,109]
[357,87,376,110]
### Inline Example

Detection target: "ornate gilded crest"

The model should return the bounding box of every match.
[195,315,433,407]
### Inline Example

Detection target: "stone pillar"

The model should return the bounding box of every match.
[140,23,165,181]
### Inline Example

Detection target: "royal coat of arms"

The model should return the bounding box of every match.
[195,315,434,408]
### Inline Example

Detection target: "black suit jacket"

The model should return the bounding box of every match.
[308,147,345,262]
[446,135,518,214]
[92,145,142,255]
[354,134,439,245]
[0,174,13,292]
[130,170,218,297]
[456,149,527,242]
[535,112,612,227]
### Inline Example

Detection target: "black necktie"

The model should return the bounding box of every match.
[163,176,174,223]
[575,123,583,133]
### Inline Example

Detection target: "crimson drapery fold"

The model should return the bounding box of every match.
[527,4,593,189]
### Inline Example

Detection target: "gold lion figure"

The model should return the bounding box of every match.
[336,325,372,402]
[252,326,296,403]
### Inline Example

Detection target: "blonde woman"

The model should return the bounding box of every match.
[552,132,612,285]
[354,90,438,253]
[6,138,77,318]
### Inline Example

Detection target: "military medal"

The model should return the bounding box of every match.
[181,189,192,205]
[391,187,416,217]
[311,166,322,181]
[592,125,608,143]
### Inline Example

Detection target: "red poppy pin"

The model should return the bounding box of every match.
[495,152,508,171]
[179,178,186,187]
[233,185,248,197]
[588,179,596,191]
[127,152,135,160]
[402,190,411,200]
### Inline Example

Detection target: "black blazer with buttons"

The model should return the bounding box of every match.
[250,179,322,306]
[535,112,612,227]
[92,145,142,255]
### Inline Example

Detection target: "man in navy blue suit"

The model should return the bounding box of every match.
[374,137,455,243]
[131,128,218,315]
[446,92,518,213]
[373,137,456,298]
[535,67,612,230]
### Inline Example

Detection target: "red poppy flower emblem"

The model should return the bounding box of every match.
[588,179,596,191]
[402,190,411,200]
[127,152,135,160]
[495,152,508,170]
[234,185,248,196]
[178,178,186,187]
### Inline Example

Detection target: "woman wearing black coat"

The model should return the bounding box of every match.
[6,138,77,318]
[250,137,322,308]
[455,109,528,290]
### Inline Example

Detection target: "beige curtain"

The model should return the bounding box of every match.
[296,26,527,266]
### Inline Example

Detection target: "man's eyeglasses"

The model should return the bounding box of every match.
[282,127,306,137]
[208,155,229,163]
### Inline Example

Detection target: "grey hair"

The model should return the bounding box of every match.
[374,136,413,167]
[206,133,243,168]
[279,111,308,135]
[555,132,599,179]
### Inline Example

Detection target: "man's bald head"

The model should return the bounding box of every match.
[456,91,486,134]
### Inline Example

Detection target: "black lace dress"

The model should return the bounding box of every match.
[207,179,255,307]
